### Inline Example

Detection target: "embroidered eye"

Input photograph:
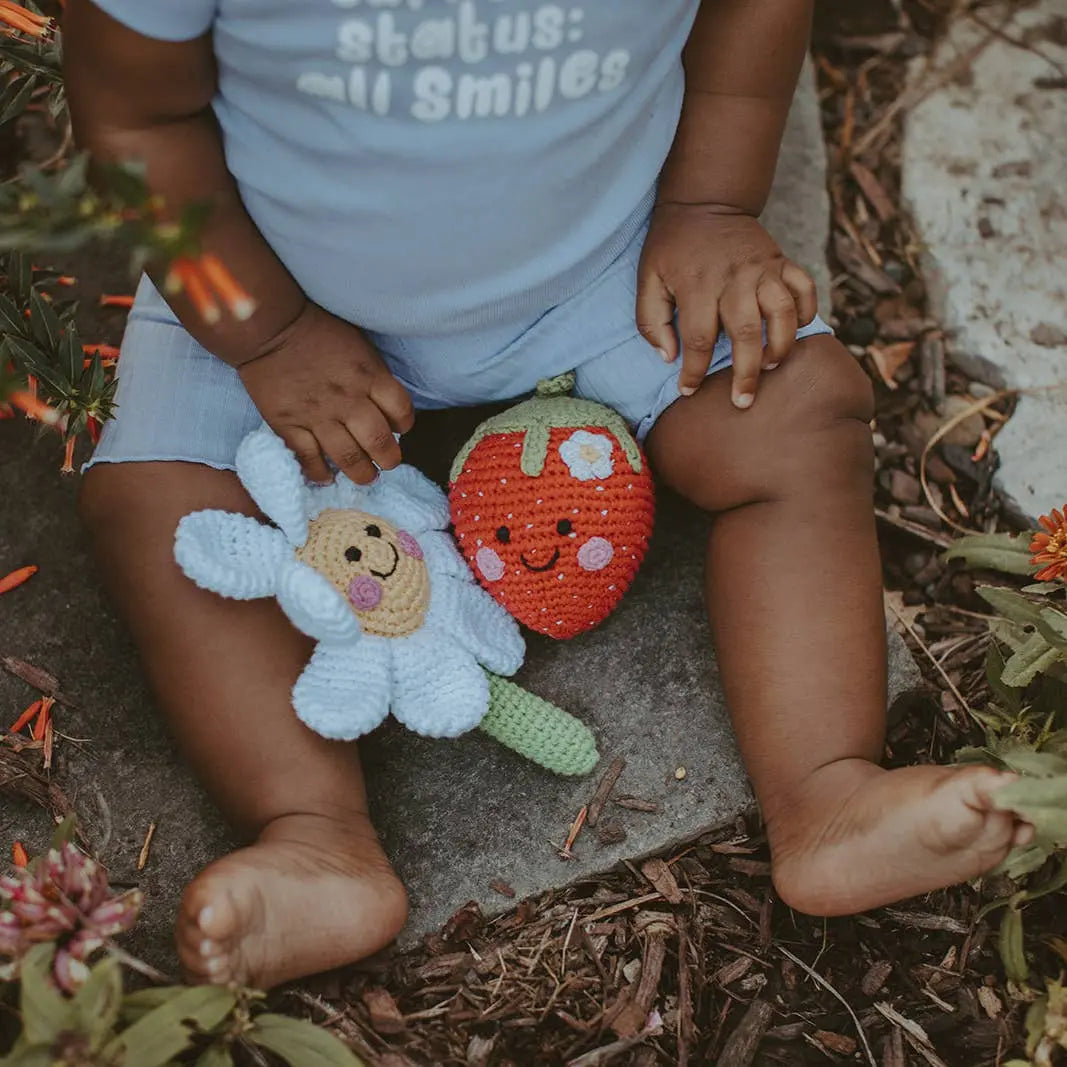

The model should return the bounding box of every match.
[496,526,511,544]
[345,546,363,562]
[365,524,382,538]
[557,519,573,536]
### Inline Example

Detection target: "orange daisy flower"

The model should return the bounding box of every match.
[1030,505,1067,582]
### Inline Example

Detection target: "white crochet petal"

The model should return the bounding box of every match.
[234,425,311,545]
[292,639,391,741]
[357,465,450,533]
[276,561,361,643]
[426,575,525,677]
[390,629,489,738]
[174,510,289,599]
[418,530,471,580]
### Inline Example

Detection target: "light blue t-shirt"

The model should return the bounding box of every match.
[92,0,700,335]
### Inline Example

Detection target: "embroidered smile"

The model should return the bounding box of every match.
[346,541,399,580]
[520,548,561,573]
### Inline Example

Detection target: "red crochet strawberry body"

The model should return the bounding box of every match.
[449,385,655,638]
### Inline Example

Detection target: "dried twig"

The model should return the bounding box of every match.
[587,756,625,827]
[777,946,876,1067]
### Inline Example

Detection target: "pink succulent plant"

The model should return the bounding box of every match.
[0,843,142,992]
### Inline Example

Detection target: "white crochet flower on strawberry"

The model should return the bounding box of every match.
[174,425,524,741]
[558,430,614,481]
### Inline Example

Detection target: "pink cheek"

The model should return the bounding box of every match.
[348,575,383,611]
[476,546,506,582]
[396,530,423,560]
[577,537,614,572]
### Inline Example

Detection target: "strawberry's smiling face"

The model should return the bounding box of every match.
[450,426,654,638]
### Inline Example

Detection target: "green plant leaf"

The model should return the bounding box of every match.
[1023,582,1064,595]
[0,293,27,338]
[18,944,76,1046]
[249,1013,365,1067]
[0,1045,57,1067]
[1026,994,1049,1057]
[196,1045,236,1067]
[28,289,60,351]
[120,986,188,1024]
[72,955,123,1049]
[999,905,1029,983]
[979,586,1048,628]
[1001,634,1063,689]
[103,985,236,1067]
[50,813,78,850]
[994,773,1067,845]
[985,644,1024,716]
[943,532,1036,576]
[995,841,1052,880]
[59,329,81,388]
[0,75,37,126]
[1039,606,1067,644]
[998,748,1067,778]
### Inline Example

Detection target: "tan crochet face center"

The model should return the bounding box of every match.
[295,509,429,638]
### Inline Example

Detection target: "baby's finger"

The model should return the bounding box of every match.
[347,401,402,471]
[635,271,679,363]
[318,422,378,486]
[782,262,819,326]
[370,371,416,435]
[676,296,720,396]
[758,277,798,368]
[720,291,764,409]
[280,426,331,484]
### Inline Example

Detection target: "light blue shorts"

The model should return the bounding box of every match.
[87,223,832,472]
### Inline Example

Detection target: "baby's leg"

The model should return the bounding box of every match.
[646,336,1027,915]
[79,461,408,986]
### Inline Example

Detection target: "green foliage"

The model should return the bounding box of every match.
[943,530,1037,576]
[943,528,1067,1041]
[0,251,115,442]
[0,4,64,130]
[0,949,364,1067]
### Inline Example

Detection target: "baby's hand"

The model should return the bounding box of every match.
[637,205,818,409]
[238,303,414,484]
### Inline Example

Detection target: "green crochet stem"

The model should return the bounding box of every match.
[478,673,600,777]
[449,374,645,482]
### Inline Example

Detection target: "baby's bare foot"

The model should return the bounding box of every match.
[769,761,1032,916]
[176,812,408,988]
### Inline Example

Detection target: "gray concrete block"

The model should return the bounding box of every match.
[901,0,1067,519]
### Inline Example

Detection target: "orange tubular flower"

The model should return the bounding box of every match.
[8,391,65,429]
[99,294,135,309]
[166,258,221,325]
[198,254,257,321]
[0,1,55,38]
[10,699,42,733]
[1030,506,1067,582]
[12,842,29,868]
[60,437,75,475]
[0,565,37,596]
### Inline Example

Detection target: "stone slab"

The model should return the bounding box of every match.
[765,57,833,310]
[901,1,1067,519]
[0,66,921,968]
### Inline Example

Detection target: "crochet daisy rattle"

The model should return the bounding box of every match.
[174,425,599,776]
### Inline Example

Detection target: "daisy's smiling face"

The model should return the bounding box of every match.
[295,508,429,638]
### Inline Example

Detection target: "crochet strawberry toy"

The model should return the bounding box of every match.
[450,375,655,638]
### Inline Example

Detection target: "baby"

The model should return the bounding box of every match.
[63,0,1030,988]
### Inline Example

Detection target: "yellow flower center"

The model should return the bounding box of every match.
[296,509,430,638]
